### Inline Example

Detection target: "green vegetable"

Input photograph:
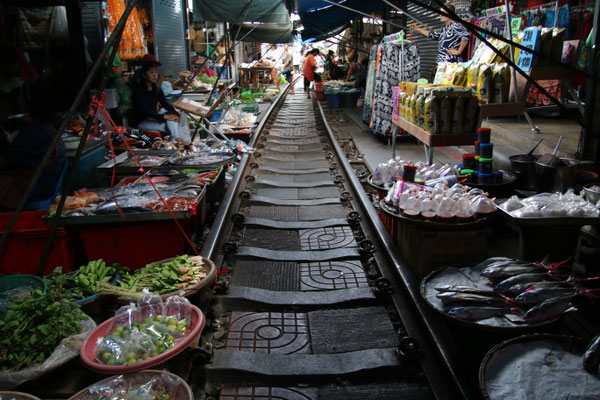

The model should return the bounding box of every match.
[0,287,86,370]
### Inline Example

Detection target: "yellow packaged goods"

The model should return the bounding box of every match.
[429,96,440,134]
[466,64,479,90]
[441,63,458,85]
[452,65,468,87]
[434,62,447,84]
[439,96,452,134]
[491,64,507,104]
[477,64,492,104]
[417,92,426,128]
[463,97,480,133]
[451,96,466,134]
[412,94,420,126]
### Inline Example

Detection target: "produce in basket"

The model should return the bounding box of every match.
[94,295,192,366]
[99,255,207,298]
[44,260,123,300]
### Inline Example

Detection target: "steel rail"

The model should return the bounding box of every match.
[315,100,475,400]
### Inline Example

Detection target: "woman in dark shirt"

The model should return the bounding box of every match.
[132,55,181,138]
[409,3,470,64]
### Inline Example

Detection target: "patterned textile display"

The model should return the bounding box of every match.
[370,42,420,136]
[362,45,380,125]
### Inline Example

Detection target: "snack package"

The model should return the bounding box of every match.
[428,96,440,134]
[477,64,492,104]
[451,96,465,134]
[439,96,452,134]
[441,63,457,85]
[434,62,447,84]
[466,64,479,91]
[463,97,480,133]
[453,65,467,87]
[491,64,507,104]
[416,92,425,127]
[422,94,432,131]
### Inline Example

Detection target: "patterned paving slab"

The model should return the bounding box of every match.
[249,196,340,207]
[257,167,330,175]
[236,247,360,261]
[247,205,347,222]
[259,160,329,170]
[244,218,349,230]
[254,173,333,183]
[260,152,326,161]
[226,311,311,354]
[253,179,333,188]
[299,188,340,199]
[242,229,300,251]
[219,387,317,400]
[219,385,431,400]
[248,206,298,221]
[231,260,368,292]
[299,227,356,250]
[266,138,322,145]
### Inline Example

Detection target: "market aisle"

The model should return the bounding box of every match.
[195,92,433,398]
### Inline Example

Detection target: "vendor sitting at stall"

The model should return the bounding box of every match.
[132,54,181,138]
[353,58,369,90]
[0,101,65,210]
[345,55,362,82]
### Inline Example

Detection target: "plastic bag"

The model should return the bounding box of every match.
[87,371,180,399]
[177,116,192,144]
[0,314,96,390]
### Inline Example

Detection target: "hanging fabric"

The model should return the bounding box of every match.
[370,42,420,136]
[362,44,380,125]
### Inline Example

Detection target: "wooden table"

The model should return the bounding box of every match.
[239,66,274,87]
[391,117,477,165]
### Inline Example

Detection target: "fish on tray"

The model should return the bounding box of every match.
[513,287,577,305]
[523,295,576,323]
[583,334,600,373]
[505,281,574,296]
[434,285,496,296]
[436,292,506,306]
[495,273,551,293]
[481,263,546,281]
[447,306,517,321]
[125,155,165,167]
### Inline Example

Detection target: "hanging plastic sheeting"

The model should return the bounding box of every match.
[193,0,291,25]
[106,0,147,60]
[297,0,385,40]
[230,23,295,43]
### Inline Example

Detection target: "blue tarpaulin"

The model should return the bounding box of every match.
[194,0,291,24]
[297,0,385,40]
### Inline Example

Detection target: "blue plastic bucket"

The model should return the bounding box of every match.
[325,92,340,109]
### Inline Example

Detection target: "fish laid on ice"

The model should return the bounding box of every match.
[523,295,575,323]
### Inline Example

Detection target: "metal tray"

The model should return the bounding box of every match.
[498,206,600,228]
[168,152,236,168]
[45,186,206,226]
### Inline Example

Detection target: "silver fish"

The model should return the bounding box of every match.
[481,264,545,280]
[514,287,576,305]
[437,292,505,306]
[583,334,600,372]
[434,285,496,296]
[506,281,573,296]
[524,295,576,323]
[447,306,513,321]
[495,273,549,293]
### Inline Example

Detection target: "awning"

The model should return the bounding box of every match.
[297,0,384,40]
[231,23,295,43]
[193,0,291,25]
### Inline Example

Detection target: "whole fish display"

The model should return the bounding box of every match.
[523,295,576,323]
[506,281,574,296]
[447,306,514,321]
[437,292,505,306]
[583,334,600,373]
[434,285,496,296]
[513,287,577,305]
[481,263,546,281]
[495,273,550,293]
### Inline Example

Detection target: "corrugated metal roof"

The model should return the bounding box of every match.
[153,0,188,75]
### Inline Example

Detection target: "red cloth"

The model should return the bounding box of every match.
[303,54,316,82]
[14,47,38,83]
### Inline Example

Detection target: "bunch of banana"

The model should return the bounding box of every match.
[76,259,116,295]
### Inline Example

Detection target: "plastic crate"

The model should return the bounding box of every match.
[0,274,46,293]
[0,211,75,276]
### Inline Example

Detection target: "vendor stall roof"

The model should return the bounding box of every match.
[193,0,291,24]
[232,23,295,43]
[296,0,385,40]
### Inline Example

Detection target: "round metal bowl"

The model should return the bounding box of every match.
[583,184,600,205]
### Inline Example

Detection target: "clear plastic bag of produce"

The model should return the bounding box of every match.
[0,314,96,390]
[95,295,192,366]
[87,371,181,399]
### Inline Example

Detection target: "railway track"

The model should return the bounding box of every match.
[193,86,472,399]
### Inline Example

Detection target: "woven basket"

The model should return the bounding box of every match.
[68,370,193,400]
[116,256,217,304]
[0,392,42,400]
[0,275,46,294]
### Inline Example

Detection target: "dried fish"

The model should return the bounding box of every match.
[506,281,573,296]
[495,273,550,293]
[513,287,576,305]
[481,264,545,281]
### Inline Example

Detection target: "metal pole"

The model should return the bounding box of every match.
[0,0,138,255]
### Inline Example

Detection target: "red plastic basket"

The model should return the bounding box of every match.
[0,211,74,276]
[80,304,205,374]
